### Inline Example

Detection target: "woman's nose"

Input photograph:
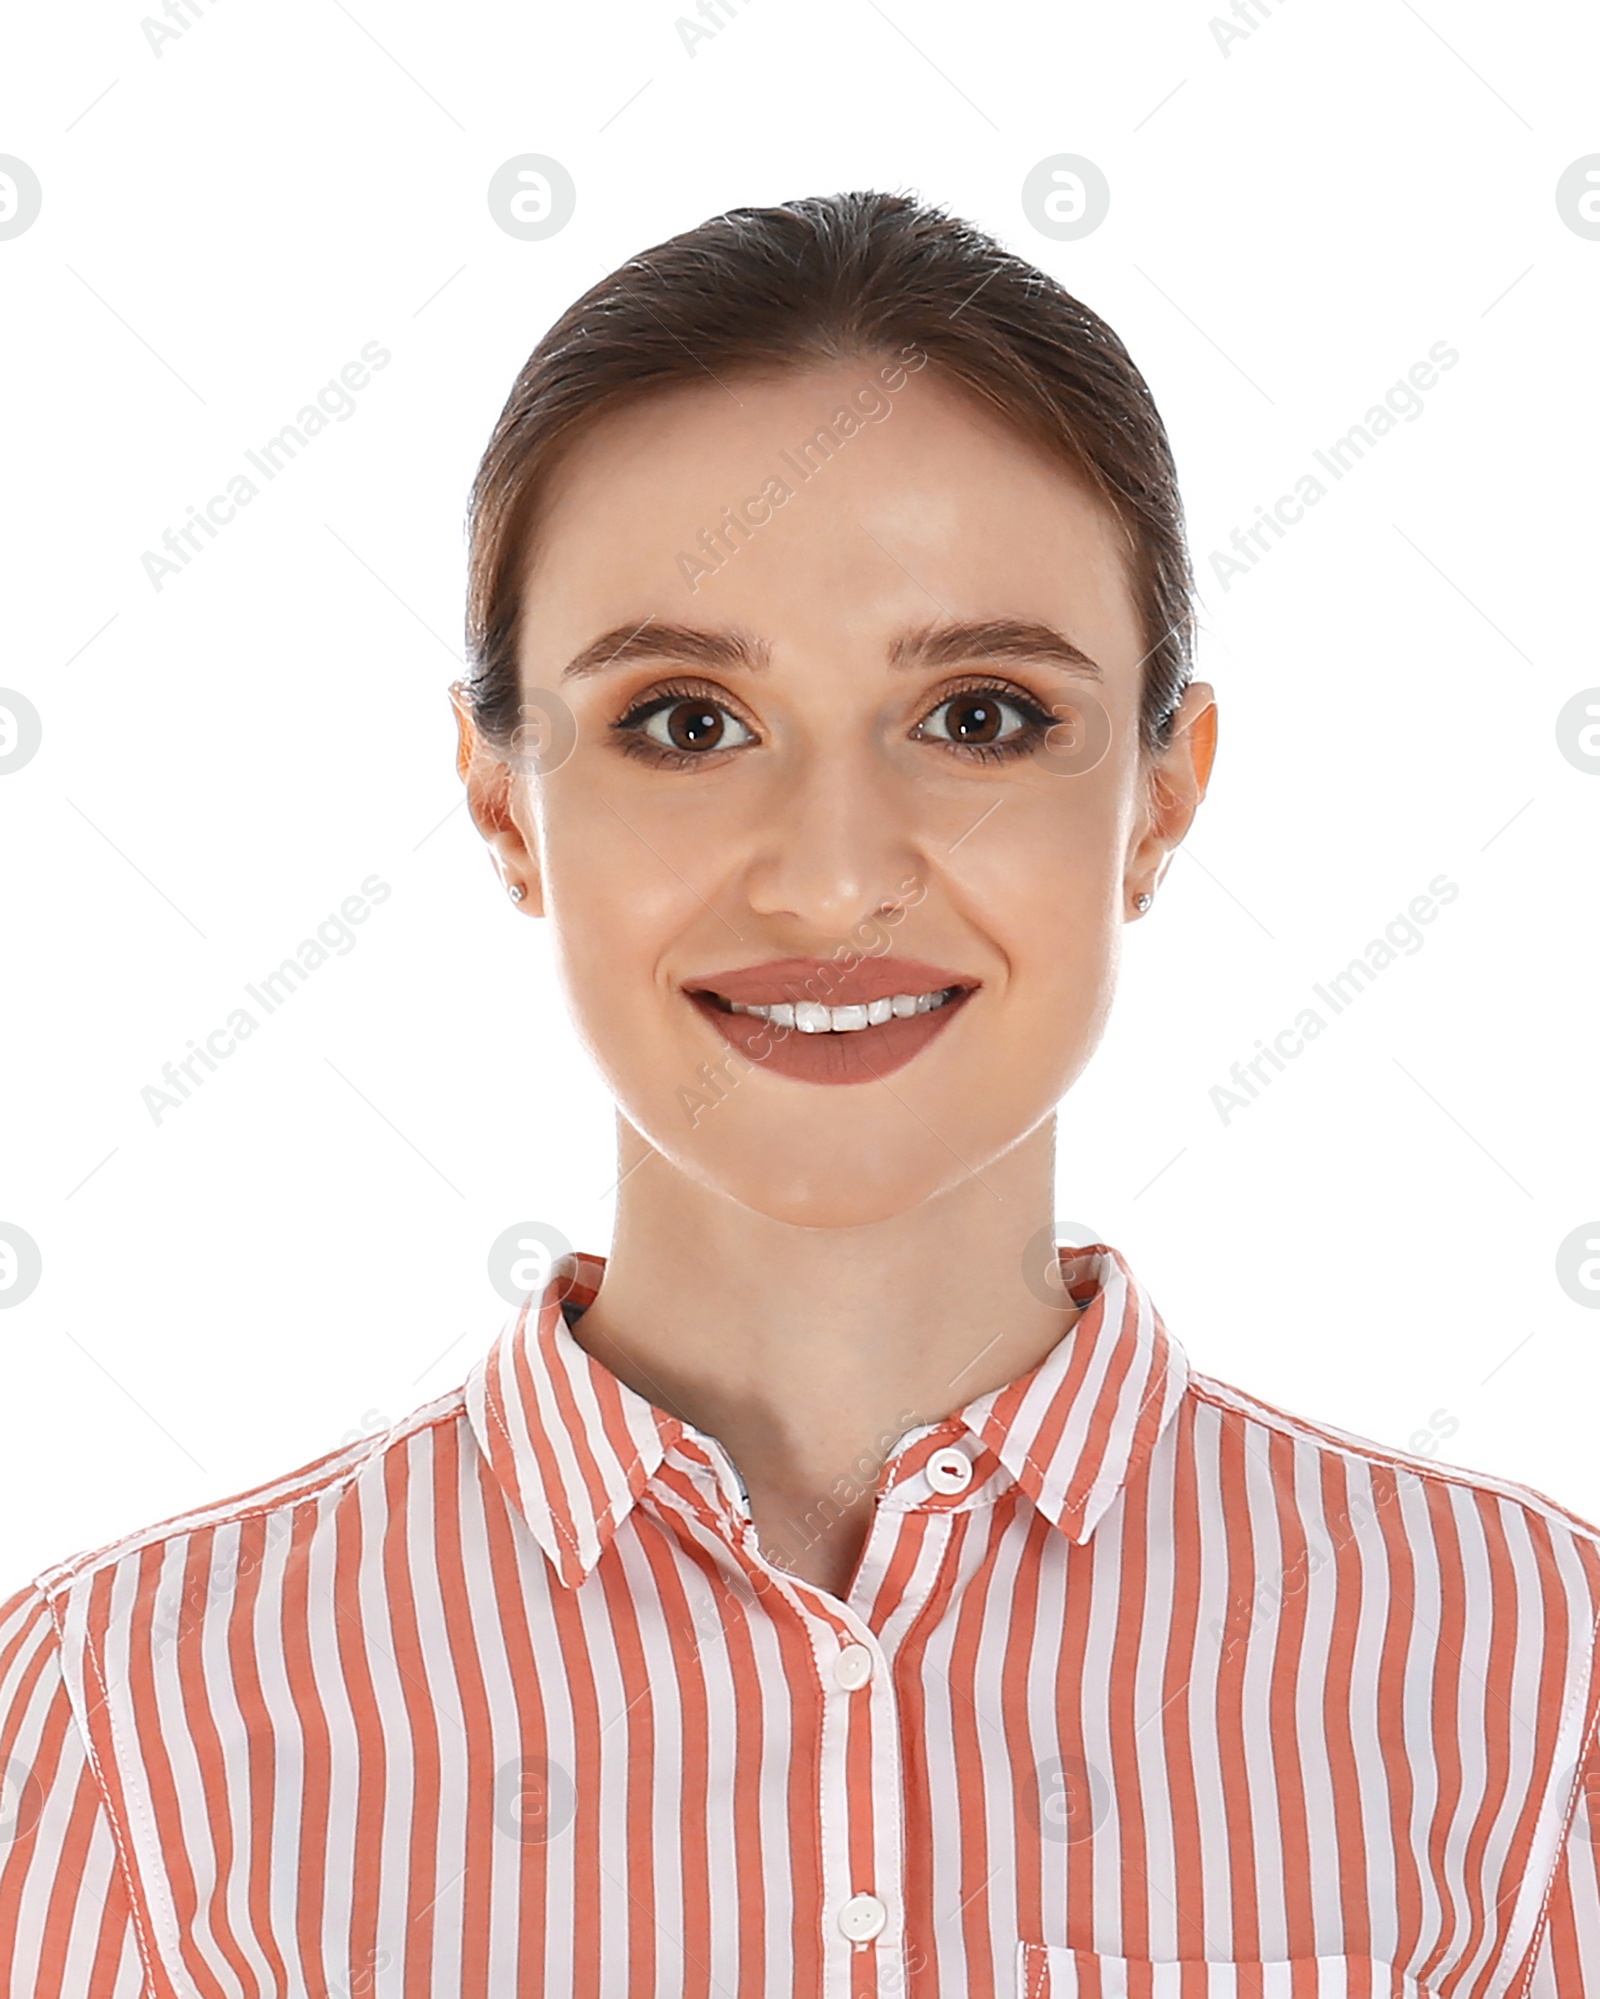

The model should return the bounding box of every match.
[737,740,922,935]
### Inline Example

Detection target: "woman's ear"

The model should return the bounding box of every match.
[1125,682,1218,901]
[448,683,545,915]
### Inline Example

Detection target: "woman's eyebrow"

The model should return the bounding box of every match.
[561,621,770,681]
[888,618,1104,679]
[559,615,1102,682]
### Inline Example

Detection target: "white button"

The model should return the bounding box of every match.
[833,1643,874,1690]
[926,1446,974,1494]
[838,1892,887,1942]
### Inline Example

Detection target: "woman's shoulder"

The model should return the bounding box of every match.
[1184,1361,1600,1557]
[3,1379,472,1636]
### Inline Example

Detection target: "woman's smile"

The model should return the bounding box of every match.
[683,955,981,1085]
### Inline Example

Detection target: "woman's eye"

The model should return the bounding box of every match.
[623,695,757,758]
[917,689,1048,753]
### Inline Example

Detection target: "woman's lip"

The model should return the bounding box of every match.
[682,956,979,1009]
[686,984,975,1087]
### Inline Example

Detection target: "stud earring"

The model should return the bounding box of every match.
[507,883,526,904]
[1134,892,1152,913]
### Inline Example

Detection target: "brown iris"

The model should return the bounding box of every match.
[945,695,1005,744]
[665,701,727,752]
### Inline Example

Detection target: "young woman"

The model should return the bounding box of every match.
[3,191,1597,1999]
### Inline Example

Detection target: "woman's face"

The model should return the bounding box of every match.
[461,357,1215,1228]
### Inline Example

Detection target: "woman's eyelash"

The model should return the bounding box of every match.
[607,674,1065,767]
[609,679,757,768]
[918,678,1062,762]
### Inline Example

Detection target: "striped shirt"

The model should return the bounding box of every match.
[3,1240,1600,1998]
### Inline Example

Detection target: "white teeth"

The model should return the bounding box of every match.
[722,987,960,1032]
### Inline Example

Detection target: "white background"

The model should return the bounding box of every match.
[1,0,1596,1587]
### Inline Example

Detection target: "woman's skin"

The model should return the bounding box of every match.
[453,358,1217,1600]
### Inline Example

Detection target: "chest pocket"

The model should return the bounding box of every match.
[1017,1948,1437,1999]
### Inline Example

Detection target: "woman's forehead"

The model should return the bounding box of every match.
[519,362,1143,666]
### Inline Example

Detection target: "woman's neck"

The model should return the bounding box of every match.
[564,1113,1086,1594]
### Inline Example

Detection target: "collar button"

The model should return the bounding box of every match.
[926,1446,974,1495]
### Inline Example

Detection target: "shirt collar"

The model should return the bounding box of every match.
[464,1240,1189,1589]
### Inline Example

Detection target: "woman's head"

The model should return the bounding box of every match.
[452,191,1217,1229]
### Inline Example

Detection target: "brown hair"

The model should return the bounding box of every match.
[460,189,1195,760]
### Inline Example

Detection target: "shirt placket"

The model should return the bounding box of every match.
[690,1430,921,1999]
